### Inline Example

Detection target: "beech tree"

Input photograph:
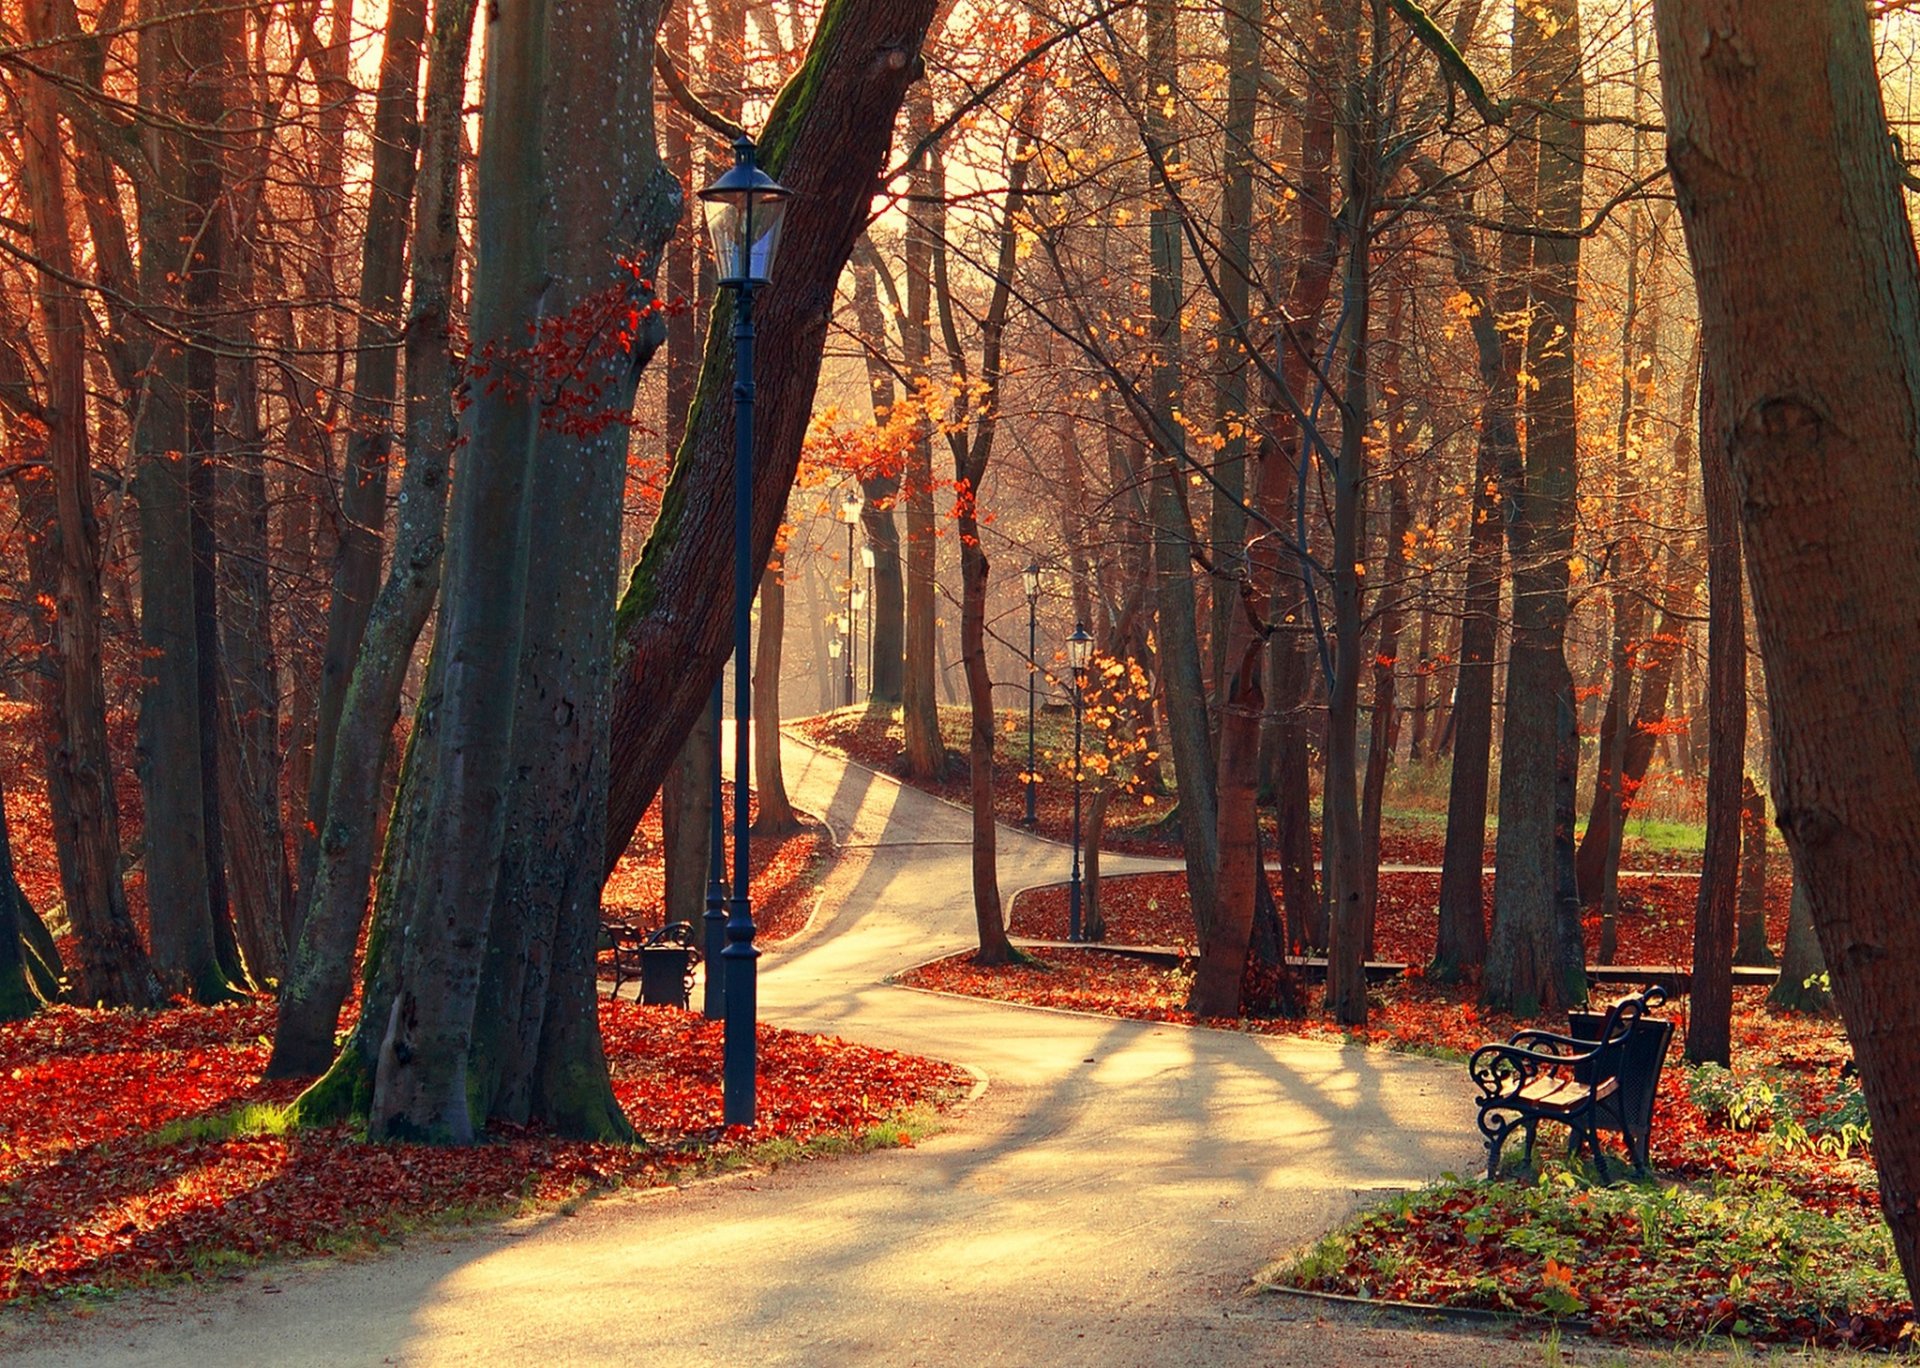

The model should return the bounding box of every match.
[1655,0,1920,1301]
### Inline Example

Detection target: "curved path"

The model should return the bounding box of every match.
[3,733,1668,1366]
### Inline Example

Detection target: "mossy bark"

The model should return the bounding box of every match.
[603,0,942,871]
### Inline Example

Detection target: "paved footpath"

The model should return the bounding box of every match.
[3,734,1713,1366]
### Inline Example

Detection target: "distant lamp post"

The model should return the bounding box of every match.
[838,490,863,709]
[1022,561,1042,829]
[700,134,791,1128]
[850,585,869,697]
[1067,623,1093,943]
[860,542,876,697]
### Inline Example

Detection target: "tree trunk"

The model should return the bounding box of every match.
[1684,371,1742,1067]
[603,0,943,870]
[135,0,232,1004]
[1428,195,1512,982]
[1323,0,1382,1028]
[20,0,157,1007]
[849,250,906,705]
[1734,775,1775,966]
[1484,0,1587,1017]
[1769,874,1832,1014]
[303,0,431,894]
[0,777,43,1021]
[269,0,477,1078]
[900,83,946,780]
[1136,0,1219,954]
[753,562,800,835]
[661,693,719,923]
[1207,0,1259,707]
[365,0,552,1142]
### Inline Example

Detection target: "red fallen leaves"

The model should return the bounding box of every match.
[603,780,826,946]
[0,1000,970,1304]
[1008,869,1789,970]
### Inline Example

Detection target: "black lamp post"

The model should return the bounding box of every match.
[838,491,862,708]
[1022,561,1041,829]
[1067,623,1093,943]
[860,543,876,698]
[703,677,726,1019]
[700,134,790,1128]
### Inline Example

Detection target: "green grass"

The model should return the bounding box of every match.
[146,1102,294,1148]
[1269,1166,1906,1346]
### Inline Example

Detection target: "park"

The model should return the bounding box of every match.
[1,0,1918,1363]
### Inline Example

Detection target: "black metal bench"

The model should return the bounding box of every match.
[604,919,702,1008]
[1469,985,1672,1181]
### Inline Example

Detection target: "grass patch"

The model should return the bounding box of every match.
[1268,1165,1909,1349]
[146,1102,293,1148]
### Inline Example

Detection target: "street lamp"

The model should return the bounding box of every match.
[850,584,869,697]
[1022,561,1042,829]
[1067,623,1093,943]
[700,134,790,1127]
[838,490,862,709]
[860,543,875,698]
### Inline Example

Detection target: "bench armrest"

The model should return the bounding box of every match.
[1468,1041,1591,1100]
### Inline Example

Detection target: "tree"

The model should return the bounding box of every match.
[1484,0,1588,1017]
[269,0,478,1077]
[17,0,157,1007]
[602,0,943,871]
[0,776,44,1021]
[1654,0,1920,1300]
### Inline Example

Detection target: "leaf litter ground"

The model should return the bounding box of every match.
[901,868,1909,1349]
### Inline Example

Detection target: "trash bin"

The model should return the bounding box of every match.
[640,945,693,1008]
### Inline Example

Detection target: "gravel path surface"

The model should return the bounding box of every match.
[0,732,1742,1366]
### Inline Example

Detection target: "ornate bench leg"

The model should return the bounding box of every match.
[1481,1111,1520,1179]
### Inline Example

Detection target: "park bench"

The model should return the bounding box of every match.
[604,919,702,1008]
[1468,985,1672,1181]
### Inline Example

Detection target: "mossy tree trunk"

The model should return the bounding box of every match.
[602,0,942,870]
[362,0,678,1144]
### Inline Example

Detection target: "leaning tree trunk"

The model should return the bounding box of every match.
[603,0,942,871]
[302,0,431,895]
[269,0,475,1079]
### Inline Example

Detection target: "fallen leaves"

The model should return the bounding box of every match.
[0,999,971,1305]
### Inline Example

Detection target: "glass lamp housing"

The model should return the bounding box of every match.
[1068,623,1094,673]
[699,137,792,287]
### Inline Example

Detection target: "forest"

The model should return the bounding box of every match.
[3,0,1920,1353]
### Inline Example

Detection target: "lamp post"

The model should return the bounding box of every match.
[860,543,875,698]
[851,584,868,697]
[700,134,790,1128]
[1022,561,1041,829]
[838,491,862,708]
[1068,623,1093,943]
[703,678,726,1019]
